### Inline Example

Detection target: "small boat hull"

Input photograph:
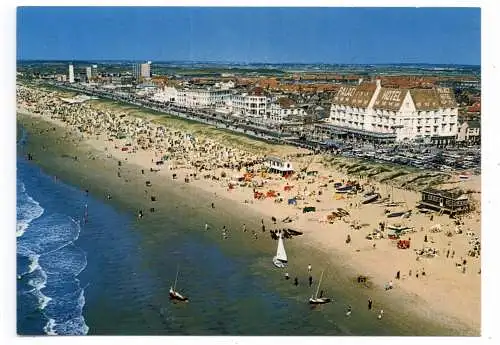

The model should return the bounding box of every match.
[273,257,287,268]
[169,287,188,302]
[309,297,331,305]
[362,193,380,204]
[285,229,303,236]
[387,211,411,218]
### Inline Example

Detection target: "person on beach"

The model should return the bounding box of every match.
[308,276,313,287]
[242,224,247,232]
[346,305,352,317]
[294,277,299,286]
[84,204,88,223]
[211,202,215,209]
[368,298,373,310]
[285,272,290,280]
[205,223,209,231]
[396,271,400,279]
[308,264,312,273]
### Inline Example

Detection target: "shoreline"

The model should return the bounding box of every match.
[16,87,481,335]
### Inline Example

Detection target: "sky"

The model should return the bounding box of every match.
[16,7,481,65]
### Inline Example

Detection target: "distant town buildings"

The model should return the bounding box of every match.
[133,61,152,81]
[324,79,458,144]
[86,66,92,82]
[141,62,151,79]
[42,62,478,147]
[175,87,232,109]
[231,88,268,119]
[267,97,307,123]
[456,120,480,145]
[68,64,74,83]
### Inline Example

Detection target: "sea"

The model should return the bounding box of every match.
[16,126,456,336]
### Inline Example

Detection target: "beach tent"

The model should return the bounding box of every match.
[288,198,297,205]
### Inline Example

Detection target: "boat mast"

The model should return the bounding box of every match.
[173,265,179,291]
[315,270,324,298]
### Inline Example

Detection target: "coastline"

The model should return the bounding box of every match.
[16,94,481,335]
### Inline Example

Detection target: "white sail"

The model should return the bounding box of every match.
[275,234,288,262]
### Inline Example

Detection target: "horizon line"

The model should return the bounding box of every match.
[16,59,481,68]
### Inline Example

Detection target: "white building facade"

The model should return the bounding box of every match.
[86,66,92,81]
[456,120,480,144]
[151,86,177,103]
[327,80,458,143]
[140,63,151,79]
[157,87,232,109]
[267,98,307,123]
[231,93,267,118]
[68,64,75,83]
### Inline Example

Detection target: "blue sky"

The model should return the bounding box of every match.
[17,7,481,65]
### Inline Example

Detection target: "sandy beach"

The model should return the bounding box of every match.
[16,84,481,334]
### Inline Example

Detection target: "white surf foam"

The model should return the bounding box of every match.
[16,184,44,238]
[43,318,57,335]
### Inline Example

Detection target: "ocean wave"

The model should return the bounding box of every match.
[44,316,89,336]
[43,318,57,335]
[24,266,52,310]
[17,214,82,256]
[17,211,88,335]
[28,254,40,274]
[39,244,87,276]
[17,172,88,336]
[16,183,44,238]
[43,288,87,324]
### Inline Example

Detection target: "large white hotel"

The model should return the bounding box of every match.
[320,79,458,144]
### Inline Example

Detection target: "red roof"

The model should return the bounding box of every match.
[467,102,481,113]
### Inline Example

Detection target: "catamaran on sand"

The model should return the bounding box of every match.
[273,232,288,268]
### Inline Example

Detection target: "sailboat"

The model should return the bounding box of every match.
[309,270,331,305]
[169,266,189,302]
[385,185,404,207]
[273,232,288,268]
